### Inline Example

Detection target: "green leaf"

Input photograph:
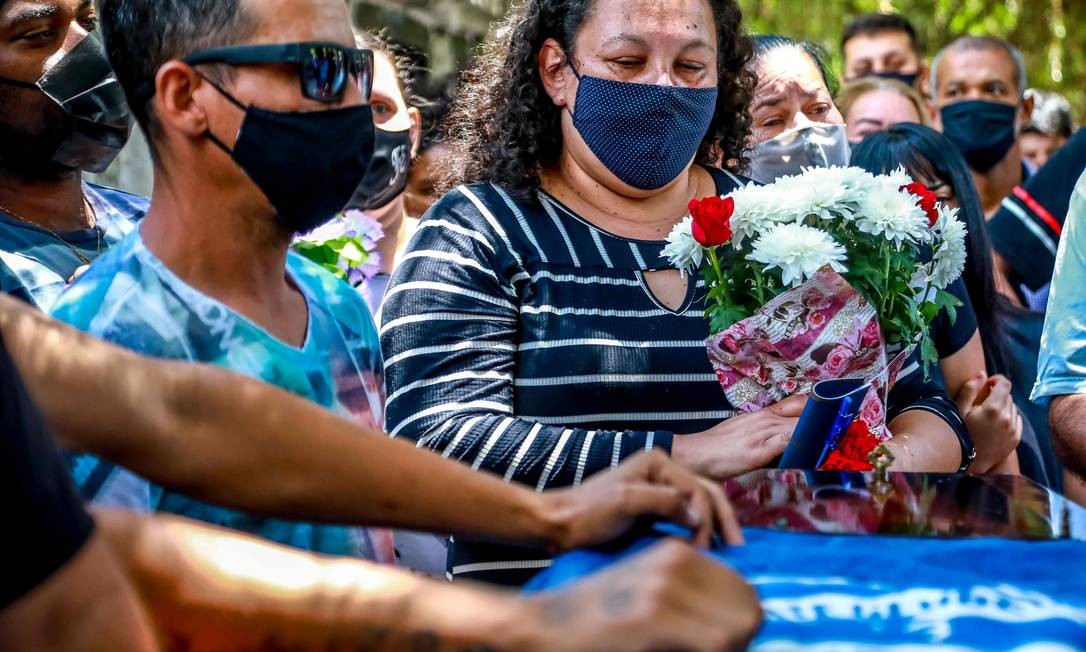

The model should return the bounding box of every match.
[920,334,939,373]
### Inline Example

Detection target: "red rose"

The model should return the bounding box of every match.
[820,420,882,471]
[689,196,735,247]
[902,181,939,227]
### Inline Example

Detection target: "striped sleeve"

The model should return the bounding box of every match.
[380,188,671,489]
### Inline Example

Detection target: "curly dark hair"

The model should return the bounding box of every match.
[439,0,756,195]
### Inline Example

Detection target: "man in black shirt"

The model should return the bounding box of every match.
[990,128,1086,296]
[931,37,1034,220]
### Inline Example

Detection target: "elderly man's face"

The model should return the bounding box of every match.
[0,0,97,176]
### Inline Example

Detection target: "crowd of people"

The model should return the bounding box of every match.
[2,0,1086,648]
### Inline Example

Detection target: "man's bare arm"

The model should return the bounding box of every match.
[0,294,740,550]
[1050,394,1086,481]
[97,509,760,652]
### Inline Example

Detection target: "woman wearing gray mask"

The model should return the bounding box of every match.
[744,35,850,183]
[743,38,997,477]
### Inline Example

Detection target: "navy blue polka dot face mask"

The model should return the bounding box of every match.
[567,63,719,190]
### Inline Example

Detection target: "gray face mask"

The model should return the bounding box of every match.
[746,122,850,184]
[0,31,133,173]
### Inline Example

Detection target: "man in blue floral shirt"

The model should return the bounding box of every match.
[0,4,144,311]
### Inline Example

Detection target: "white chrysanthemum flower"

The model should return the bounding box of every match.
[880,166,914,192]
[769,167,861,222]
[930,210,968,289]
[802,165,880,195]
[747,223,848,287]
[931,202,958,234]
[730,183,789,246]
[661,216,704,275]
[855,183,929,247]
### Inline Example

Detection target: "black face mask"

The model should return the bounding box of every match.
[0,31,132,174]
[940,100,1018,173]
[867,71,920,88]
[202,79,376,233]
[350,126,411,211]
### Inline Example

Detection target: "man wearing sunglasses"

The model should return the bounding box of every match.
[49,0,394,562]
[0,0,145,311]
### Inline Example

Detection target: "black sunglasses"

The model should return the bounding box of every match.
[180,41,373,104]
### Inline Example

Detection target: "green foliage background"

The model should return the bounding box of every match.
[739,0,1083,119]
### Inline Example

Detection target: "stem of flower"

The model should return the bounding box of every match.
[707,246,730,311]
[879,245,891,314]
[752,264,767,304]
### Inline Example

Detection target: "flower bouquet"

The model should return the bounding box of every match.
[293,209,384,297]
[663,166,966,470]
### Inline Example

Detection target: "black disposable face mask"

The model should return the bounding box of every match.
[940,100,1018,173]
[859,71,920,88]
[201,78,376,234]
[350,126,412,211]
[0,30,132,173]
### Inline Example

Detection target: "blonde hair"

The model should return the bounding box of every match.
[836,77,930,127]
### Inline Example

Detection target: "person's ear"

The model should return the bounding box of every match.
[153,62,224,144]
[926,99,940,131]
[407,106,423,159]
[917,61,932,100]
[539,38,574,108]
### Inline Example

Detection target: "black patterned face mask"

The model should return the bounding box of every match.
[352,126,412,211]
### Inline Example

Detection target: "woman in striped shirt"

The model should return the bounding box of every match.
[381,0,971,584]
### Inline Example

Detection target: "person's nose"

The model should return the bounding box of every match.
[61,21,92,55]
[647,63,682,87]
[787,112,816,131]
[43,21,92,70]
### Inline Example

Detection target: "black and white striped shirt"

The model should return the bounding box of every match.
[381,167,967,584]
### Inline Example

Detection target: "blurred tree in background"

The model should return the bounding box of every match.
[740,0,1083,120]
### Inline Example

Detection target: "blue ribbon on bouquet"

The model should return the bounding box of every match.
[779,378,871,469]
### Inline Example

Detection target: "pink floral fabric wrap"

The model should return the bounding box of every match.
[707,269,913,440]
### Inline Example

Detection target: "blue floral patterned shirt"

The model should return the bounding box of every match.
[0,183,144,311]
[51,230,388,559]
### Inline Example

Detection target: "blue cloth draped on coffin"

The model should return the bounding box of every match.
[528,529,1086,650]
[527,472,1086,650]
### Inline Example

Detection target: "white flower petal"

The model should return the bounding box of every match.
[747,223,848,288]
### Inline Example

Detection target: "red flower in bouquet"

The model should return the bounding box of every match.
[689,196,734,247]
[820,420,882,472]
[903,182,939,227]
